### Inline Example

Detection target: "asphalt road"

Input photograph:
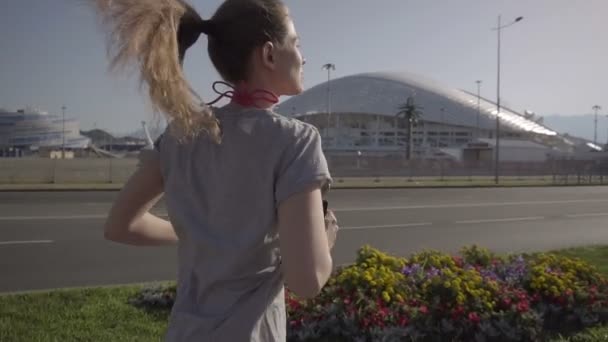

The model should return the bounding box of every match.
[1,186,608,293]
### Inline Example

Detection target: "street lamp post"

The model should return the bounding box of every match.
[439,107,447,180]
[61,105,67,159]
[440,107,446,147]
[322,63,336,144]
[605,114,608,148]
[493,15,523,184]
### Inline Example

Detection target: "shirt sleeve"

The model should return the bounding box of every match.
[137,133,163,168]
[274,125,332,206]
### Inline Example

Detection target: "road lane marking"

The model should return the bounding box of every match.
[0,240,54,246]
[334,199,608,212]
[455,216,545,225]
[0,215,107,221]
[0,212,168,221]
[566,213,608,218]
[342,222,433,230]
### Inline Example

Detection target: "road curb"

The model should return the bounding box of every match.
[0,281,175,297]
[1,180,607,192]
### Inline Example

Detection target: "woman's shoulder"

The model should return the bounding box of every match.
[263,110,320,140]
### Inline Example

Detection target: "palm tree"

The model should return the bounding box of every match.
[593,105,602,144]
[396,96,424,160]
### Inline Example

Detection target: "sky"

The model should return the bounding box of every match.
[1,0,606,135]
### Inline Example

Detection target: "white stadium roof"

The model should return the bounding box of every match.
[277,71,558,137]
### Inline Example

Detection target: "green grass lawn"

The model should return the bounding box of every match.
[0,285,169,342]
[2,246,608,342]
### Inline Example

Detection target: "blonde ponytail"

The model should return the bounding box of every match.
[93,0,221,144]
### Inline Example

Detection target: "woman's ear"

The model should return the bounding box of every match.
[261,41,276,70]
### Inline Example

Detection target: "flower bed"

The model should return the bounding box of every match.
[131,245,608,341]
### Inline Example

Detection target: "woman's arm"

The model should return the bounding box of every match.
[104,153,178,246]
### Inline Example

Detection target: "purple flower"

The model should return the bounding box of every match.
[480,268,500,281]
[426,267,441,278]
[402,263,422,276]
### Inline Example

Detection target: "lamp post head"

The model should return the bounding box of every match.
[515,16,524,22]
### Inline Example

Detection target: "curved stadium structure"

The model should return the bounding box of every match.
[0,107,90,153]
[276,71,575,159]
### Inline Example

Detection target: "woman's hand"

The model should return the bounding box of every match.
[325,209,339,250]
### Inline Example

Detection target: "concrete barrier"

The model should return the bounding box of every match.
[1,158,607,190]
[0,158,138,184]
[0,159,55,183]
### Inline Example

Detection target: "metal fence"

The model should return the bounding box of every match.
[326,155,608,185]
[1,157,608,186]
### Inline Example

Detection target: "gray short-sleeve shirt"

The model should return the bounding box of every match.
[152,104,332,341]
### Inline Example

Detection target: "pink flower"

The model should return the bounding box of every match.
[517,300,529,313]
[468,312,480,324]
[419,305,429,314]
[451,306,465,320]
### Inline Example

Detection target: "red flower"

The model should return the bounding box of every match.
[399,316,409,327]
[344,297,351,305]
[468,312,480,324]
[287,298,301,310]
[517,300,529,313]
[451,306,465,320]
[289,319,303,328]
[452,256,464,267]
[419,305,429,314]
[502,298,512,307]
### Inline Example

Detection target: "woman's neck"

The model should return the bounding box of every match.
[231,81,278,109]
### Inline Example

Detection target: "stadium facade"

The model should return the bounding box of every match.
[0,107,90,156]
[276,71,585,161]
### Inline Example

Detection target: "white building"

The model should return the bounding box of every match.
[276,71,580,161]
[0,107,90,154]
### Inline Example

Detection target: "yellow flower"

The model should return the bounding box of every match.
[444,281,452,289]
[382,291,391,303]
